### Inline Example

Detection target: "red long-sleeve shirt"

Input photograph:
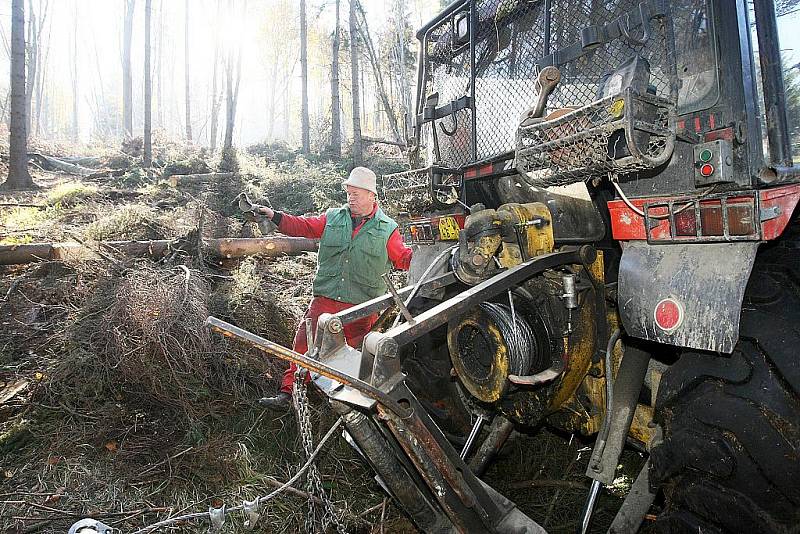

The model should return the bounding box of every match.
[273,204,412,270]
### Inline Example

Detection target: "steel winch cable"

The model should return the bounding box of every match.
[392,244,457,328]
[480,302,536,377]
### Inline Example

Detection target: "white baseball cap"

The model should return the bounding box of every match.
[343,167,378,195]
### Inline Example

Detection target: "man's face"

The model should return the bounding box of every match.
[346,185,375,217]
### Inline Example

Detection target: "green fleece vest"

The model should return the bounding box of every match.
[313,206,397,304]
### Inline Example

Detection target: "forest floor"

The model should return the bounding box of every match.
[0,137,645,533]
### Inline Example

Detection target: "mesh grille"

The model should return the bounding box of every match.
[417,0,681,179]
[421,15,475,168]
[516,90,675,185]
[381,167,462,213]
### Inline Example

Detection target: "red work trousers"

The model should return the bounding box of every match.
[279,296,378,394]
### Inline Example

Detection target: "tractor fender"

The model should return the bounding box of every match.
[618,241,758,353]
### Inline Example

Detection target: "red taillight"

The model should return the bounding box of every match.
[699,199,755,237]
[654,298,683,333]
[608,184,800,242]
[674,207,697,236]
[727,203,756,235]
[699,204,724,236]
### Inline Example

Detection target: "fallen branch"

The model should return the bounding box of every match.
[165,172,234,187]
[0,202,45,209]
[0,237,319,265]
[10,505,171,521]
[136,447,194,479]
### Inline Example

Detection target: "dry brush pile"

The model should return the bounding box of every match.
[0,251,394,533]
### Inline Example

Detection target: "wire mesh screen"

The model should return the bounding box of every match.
[417,0,679,184]
[421,14,475,168]
[472,0,549,160]
[381,167,462,213]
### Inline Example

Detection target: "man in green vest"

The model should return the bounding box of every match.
[257,167,412,409]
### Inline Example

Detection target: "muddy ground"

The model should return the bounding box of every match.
[0,142,645,533]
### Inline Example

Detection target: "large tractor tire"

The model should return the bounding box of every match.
[649,243,800,533]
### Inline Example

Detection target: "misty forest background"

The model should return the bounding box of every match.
[1,0,800,187]
[0,0,449,191]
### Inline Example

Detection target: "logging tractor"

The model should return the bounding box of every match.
[209,0,800,532]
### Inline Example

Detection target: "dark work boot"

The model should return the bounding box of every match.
[258,391,292,410]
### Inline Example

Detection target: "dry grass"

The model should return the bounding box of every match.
[81,204,172,242]
[45,182,99,207]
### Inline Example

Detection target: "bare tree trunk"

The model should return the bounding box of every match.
[34,1,50,138]
[3,0,34,190]
[209,0,221,151]
[354,0,401,143]
[156,0,163,127]
[394,0,411,139]
[143,0,152,167]
[330,0,342,156]
[209,52,220,150]
[223,53,233,150]
[223,11,242,152]
[123,0,135,138]
[266,61,278,142]
[0,93,9,126]
[349,0,362,166]
[25,0,37,136]
[300,0,310,154]
[184,0,192,142]
[72,3,78,142]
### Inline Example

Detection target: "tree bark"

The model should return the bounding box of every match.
[143,0,152,167]
[330,0,342,156]
[184,0,192,142]
[3,0,34,190]
[0,237,319,265]
[122,0,135,138]
[300,0,310,154]
[349,0,363,166]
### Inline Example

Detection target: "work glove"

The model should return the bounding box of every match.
[236,192,277,235]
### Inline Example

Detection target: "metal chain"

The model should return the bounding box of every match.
[293,369,348,533]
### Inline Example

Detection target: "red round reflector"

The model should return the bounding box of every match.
[700,163,715,177]
[654,298,684,333]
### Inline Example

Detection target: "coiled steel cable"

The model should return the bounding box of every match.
[480,302,536,377]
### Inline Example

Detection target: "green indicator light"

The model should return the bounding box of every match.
[699,149,713,162]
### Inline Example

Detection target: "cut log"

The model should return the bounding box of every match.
[0,237,318,265]
[59,156,103,166]
[28,153,96,177]
[362,136,407,148]
[165,172,234,187]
